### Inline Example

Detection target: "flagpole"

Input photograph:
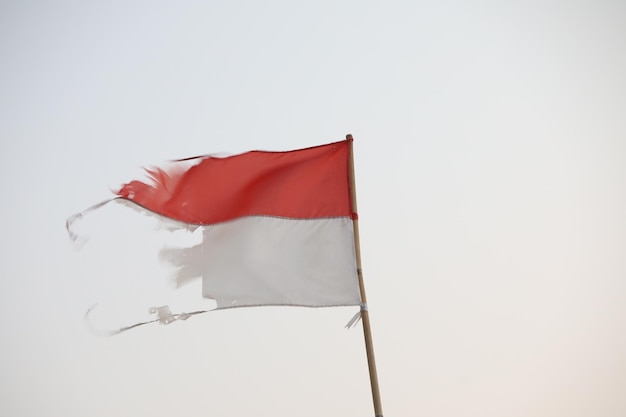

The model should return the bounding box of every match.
[347,134,383,417]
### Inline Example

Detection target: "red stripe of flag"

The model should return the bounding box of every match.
[116,139,353,225]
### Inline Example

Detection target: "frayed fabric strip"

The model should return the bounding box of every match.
[66,198,117,246]
[85,304,212,336]
[66,198,199,249]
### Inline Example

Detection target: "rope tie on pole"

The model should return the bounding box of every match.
[345,303,368,329]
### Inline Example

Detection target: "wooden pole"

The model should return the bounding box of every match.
[347,134,383,417]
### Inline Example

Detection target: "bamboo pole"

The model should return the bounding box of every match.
[347,134,383,417]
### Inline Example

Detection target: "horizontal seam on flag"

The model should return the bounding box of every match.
[212,303,361,311]
[118,197,353,226]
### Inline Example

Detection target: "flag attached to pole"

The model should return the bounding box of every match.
[68,139,362,312]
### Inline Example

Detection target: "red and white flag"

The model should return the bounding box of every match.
[69,139,362,316]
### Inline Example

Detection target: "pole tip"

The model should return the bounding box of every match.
[346,133,353,140]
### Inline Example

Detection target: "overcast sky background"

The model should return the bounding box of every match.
[1,1,625,416]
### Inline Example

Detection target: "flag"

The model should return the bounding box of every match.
[69,139,362,311]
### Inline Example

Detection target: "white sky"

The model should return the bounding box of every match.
[1,1,625,416]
